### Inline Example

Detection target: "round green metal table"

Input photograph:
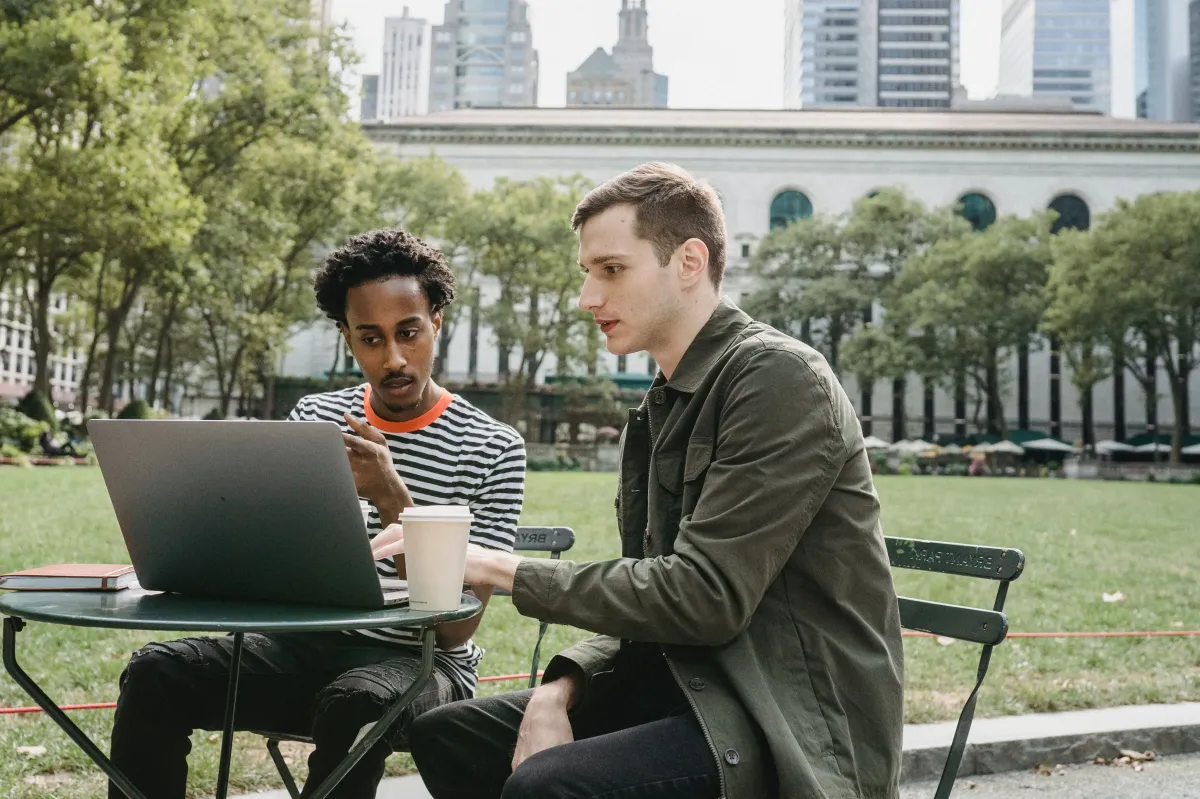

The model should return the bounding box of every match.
[0,589,481,799]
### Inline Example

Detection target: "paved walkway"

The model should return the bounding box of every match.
[237,702,1200,799]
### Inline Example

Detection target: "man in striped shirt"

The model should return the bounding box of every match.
[107,229,525,799]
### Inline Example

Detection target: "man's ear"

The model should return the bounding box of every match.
[677,238,710,288]
[431,311,443,337]
[339,323,352,350]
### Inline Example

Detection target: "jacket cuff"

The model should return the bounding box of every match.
[511,557,561,619]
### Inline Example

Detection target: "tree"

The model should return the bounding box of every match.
[882,215,1053,437]
[1047,191,1200,462]
[465,176,591,424]
[744,215,869,372]
[840,188,969,436]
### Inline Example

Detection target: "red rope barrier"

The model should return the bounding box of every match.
[3,632,1199,716]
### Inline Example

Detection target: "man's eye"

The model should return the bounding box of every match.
[361,337,379,345]
[605,264,622,275]
[400,330,418,339]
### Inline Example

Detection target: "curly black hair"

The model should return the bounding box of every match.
[313,229,457,325]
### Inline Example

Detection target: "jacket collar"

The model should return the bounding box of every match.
[663,297,754,394]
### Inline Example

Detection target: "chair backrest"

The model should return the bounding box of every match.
[885,536,1025,799]
[514,526,576,555]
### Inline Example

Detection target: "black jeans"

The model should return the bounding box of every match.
[108,632,467,799]
[409,644,720,799]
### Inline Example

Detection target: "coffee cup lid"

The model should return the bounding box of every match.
[400,505,473,522]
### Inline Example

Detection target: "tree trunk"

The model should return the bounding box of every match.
[1017,343,1030,430]
[32,275,54,397]
[891,377,906,442]
[146,295,179,407]
[98,315,124,415]
[953,371,967,439]
[1178,351,1191,435]
[218,346,246,418]
[1048,335,1062,439]
[162,333,176,414]
[1170,378,1187,465]
[985,346,1005,437]
[1079,383,1095,453]
[77,259,110,413]
[922,379,935,441]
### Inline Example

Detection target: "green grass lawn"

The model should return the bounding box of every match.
[1,468,1198,797]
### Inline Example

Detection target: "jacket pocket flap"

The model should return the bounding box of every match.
[655,451,684,494]
[684,437,714,482]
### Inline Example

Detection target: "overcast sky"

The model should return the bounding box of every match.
[332,0,1004,109]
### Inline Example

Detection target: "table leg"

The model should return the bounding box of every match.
[304,627,437,799]
[2,616,149,799]
[215,631,244,799]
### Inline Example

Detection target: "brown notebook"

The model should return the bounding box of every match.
[0,564,137,591]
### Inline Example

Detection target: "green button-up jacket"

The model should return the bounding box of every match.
[513,298,904,798]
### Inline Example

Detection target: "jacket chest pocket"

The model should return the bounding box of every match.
[652,437,714,553]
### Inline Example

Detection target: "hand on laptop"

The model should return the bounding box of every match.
[343,413,413,525]
[372,524,523,594]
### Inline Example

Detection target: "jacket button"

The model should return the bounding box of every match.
[724,748,740,765]
[653,390,665,405]
[688,677,705,691]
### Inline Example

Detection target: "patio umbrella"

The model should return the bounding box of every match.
[988,440,1026,455]
[940,443,966,455]
[1095,440,1135,454]
[1182,442,1200,456]
[1023,438,1077,453]
[1133,442,1172,454]
[595,426,621,439]
[862,435,891,450]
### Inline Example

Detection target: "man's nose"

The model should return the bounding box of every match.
[578,274,601,312]
[383,339,408,371]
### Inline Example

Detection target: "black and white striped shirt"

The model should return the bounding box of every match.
[287,383,525,695]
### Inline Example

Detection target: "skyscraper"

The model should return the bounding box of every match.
[785,1,876,108]
[380,8,427,119]
[998,0,1112,114]
[429,0,539,112]
[1131,0,1192,121]
[310,0,332,28]
[361,74,380,122]
[783,0,958,110]
[1192,0,1200,119]
[567,0,668,107]
[877,0,959,108]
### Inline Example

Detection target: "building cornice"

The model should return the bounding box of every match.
[364,118,1200,153]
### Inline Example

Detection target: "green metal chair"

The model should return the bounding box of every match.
[256,525,576,799]
[886,536,1026,799]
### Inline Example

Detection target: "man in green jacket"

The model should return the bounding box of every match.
[377,162,904,799]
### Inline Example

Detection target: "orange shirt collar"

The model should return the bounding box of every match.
[363,384,453,434]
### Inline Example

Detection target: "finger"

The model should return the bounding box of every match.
[373,523,405,548]
[345,412,387,445]
[342,433,372,452]
[371,539,406,560]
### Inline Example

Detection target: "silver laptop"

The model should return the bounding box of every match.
[88,419,407,609]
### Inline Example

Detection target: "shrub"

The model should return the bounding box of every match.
[897,463,912,476]
[117,399,155,420]
[1191,472,1200,486]
[0,406,50,451]
[202,408,226,420]
[16,390,57,432]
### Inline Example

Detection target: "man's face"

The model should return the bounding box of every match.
[577,204,684,356]
[342,276,441,415]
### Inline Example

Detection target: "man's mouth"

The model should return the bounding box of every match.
[597,319,618,334]
[381,376,414,391]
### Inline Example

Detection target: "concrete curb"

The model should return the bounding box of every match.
[239,704,1200,797]
[901,703,1200,781]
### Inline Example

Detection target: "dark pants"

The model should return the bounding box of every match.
[410,644,720,799]
[108,632,466,799]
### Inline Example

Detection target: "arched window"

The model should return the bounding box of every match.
[957,192,996,232]
[1048,193,1090,233]
[769,190,813,230]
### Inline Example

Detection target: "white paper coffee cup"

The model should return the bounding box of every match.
[400,505,473,612]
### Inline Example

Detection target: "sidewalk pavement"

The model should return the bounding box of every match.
[237,702,1200,799]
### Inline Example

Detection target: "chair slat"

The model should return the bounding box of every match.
[898,597,1009,646]
[887,537,1024,581]
[513,527,576,553]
